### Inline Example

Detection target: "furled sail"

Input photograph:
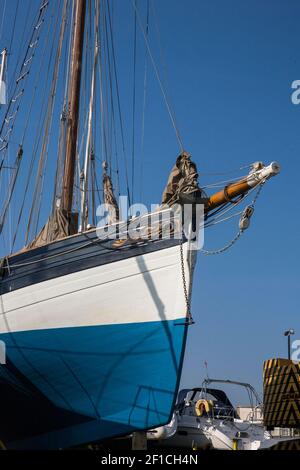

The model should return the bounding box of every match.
[25,207,78,250]
[0,49,7,105]
[161,151,200,206]
[103,172,119,224]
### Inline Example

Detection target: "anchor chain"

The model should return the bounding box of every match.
[180,240,195,325]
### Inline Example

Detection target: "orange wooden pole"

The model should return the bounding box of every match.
[205,162,280,213]
[206,179,251,212]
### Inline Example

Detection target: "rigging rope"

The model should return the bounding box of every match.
[0,1,50,243]
[200,181,265,255]
[139,0,150,203]
[101,3,113,171]
[0,0,49,159]
[199,163,252,177]
[131,0,184,152]
[107,0,131,206]
[63,0,74,106]
[9,1,61,249]
[131,1,137,204]
[0,0,7,43]
[150,0,183,149]
[103,18,120,195]
[26,0,69,243]
[202,174,248,189]
[8,0,19,55]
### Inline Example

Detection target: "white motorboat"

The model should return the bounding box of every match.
[150,378,297,450]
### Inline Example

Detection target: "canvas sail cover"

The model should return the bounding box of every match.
[0,48,7,105]
[0,80,6,105]
[103,173,119,224]
[24,173,119,251]
[161,151,200,206]
[25,207,78,250]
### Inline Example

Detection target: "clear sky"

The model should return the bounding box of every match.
[0,0,299,405]
[152,0,300,404]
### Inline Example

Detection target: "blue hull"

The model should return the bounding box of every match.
[0,318,187,449]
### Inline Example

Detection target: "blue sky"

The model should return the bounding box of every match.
[0,0,299,404]
[156,0,300,403]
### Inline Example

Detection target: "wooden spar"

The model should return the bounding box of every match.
[205,162,280,213]
[206,179,254,212]
[62,0,86,214]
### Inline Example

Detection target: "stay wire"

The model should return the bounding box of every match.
[106,0,131,206]
[150,0,182,149]
[131,1,137,204]
[10,2,58,249]
[0,0,7,43]
[1,1,53,244]
[8,0,19,57]
[139,0,150,203]
[103,4,120,195]
[131,0,184,152]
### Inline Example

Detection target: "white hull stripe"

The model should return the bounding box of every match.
[0,244,190,334]
[0,228,181,295]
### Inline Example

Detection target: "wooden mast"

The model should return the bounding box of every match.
[62,0,86,214]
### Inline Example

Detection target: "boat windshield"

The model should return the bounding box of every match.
[178,389,236,420]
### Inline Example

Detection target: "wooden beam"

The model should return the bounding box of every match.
[62,0,86,214]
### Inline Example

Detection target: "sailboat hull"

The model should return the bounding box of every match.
[0,235,192,449]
